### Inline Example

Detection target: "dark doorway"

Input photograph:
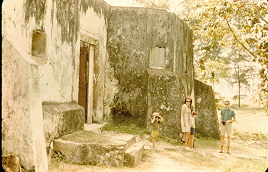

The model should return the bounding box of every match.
[78,45,89,122]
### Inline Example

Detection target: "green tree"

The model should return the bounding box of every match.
[195,59,229,89]
[228,49,255,107]
[185,0,268,94]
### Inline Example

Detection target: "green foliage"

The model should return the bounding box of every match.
[214,91,226,110]
[185,0,268,94]
[195,59,229,84]
[52,151,66,162]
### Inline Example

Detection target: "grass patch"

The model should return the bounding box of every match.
[233,131,268,141]
[223,159,267,172]
[103,123,182,145]
[195,137,220,149]
[103,123,221,148]
[102,123,150,137]
[158,135,181,146]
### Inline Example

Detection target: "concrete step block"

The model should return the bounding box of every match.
[43,103,85,144]
[124,141,145,167]
[52,131,140,167]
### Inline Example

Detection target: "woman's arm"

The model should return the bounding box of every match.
[181,105,186,126]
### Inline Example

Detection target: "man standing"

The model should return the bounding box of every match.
[219,101,236,154]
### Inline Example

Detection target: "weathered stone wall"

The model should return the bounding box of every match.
[194,79,220,139]
[107,7,194,131]
[2,37,48,171]
[147,69,186,138]
[2,0,86,171]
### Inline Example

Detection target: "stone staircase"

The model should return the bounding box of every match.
[51,123,145,168]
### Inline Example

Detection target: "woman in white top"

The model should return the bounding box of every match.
[181,97,193,147]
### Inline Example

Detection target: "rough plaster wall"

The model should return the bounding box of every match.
[107,7,194,127]
[2,0,50,171]
[80,0,110,122]
[2,0,40,65]
[3,0,80,103]
[2,38,48,171]
[147,69,186,138]
[2,0,81,171]
[39,0,80,103]
[194,79,220,139]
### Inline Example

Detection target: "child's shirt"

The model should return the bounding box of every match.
[190,116,195,128]
[151,120,160,131]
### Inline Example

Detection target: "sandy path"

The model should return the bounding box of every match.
[49,109,267,172]
[49,137,267,172]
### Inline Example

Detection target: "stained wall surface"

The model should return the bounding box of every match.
[194,79,220,139]
[107,7,194,137]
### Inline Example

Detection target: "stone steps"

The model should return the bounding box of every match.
[124,141,145,167]
[51,124,145,167]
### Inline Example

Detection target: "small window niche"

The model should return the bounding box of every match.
[149,47,166,69]
[32,30,47,64]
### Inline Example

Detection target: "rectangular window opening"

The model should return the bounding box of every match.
[32,30,46,59]
[149,47,166,69]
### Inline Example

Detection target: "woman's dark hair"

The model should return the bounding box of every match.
[184,97,192,104]
[184,98,194,112]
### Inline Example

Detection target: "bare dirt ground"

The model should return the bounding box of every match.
[49,108,268,172]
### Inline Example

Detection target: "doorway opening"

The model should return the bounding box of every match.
[78,41,94,123]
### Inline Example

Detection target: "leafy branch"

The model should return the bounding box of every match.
[224,18,258,60]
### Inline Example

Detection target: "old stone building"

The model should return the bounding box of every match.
[2,0,219,171]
